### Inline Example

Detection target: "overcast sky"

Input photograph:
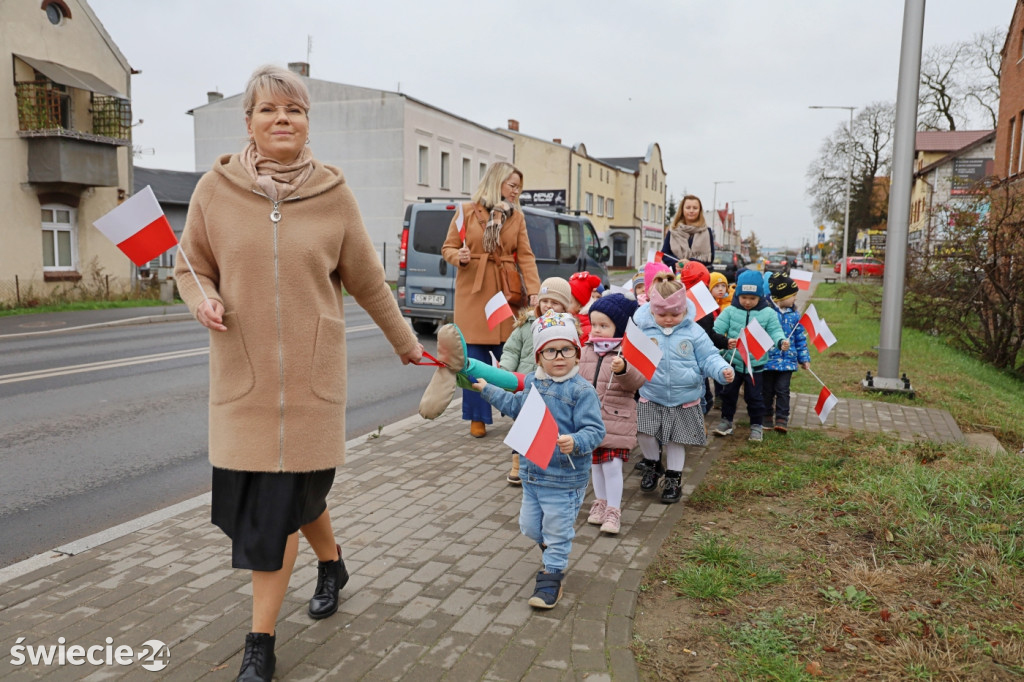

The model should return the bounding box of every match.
[90,0,1011,249]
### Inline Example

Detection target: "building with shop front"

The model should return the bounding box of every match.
[1,0,135,305]
[189,64,512,278]
[499,121,667,269]
[910,130,995,253]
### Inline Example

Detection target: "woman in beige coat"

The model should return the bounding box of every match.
[441,162,540,438]
[175,65,421,682]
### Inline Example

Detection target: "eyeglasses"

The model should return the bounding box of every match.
[539,346,578,360]
[503,180,521,191]
[252,104,307,119]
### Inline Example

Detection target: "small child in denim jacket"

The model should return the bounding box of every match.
[474,311,605,610]
[762,275,810,433]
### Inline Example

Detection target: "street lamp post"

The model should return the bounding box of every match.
[809,105,855,282]
[711,180,734,246]
[728,199,748,248]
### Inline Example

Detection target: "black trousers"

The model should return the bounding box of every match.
[761,370,793,424]
[720,370,765,426]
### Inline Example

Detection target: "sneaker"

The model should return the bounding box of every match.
[600,507,621,534]
[661,471,683,504]
[640,461,663,492]
[748,424,763,442]
[528,570,564,609]
[712,419,733,436]
[774,419,788,434]
[587,499,608,525]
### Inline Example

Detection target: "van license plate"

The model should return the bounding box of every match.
[412,293,445,305]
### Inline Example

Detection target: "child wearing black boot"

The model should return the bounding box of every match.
[633,272,733,503]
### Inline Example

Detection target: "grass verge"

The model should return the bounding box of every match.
[0,299,177,317]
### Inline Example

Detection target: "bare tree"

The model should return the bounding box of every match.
[918,27,1004,131]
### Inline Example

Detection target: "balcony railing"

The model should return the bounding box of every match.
[15,81,130,145]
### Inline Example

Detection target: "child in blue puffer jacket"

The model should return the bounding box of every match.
[762,274,810,434]
[633,272,734,504]
[475,311,605,611]
[712,269,790,442]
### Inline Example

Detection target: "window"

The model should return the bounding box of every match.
[643,201,649,220]
[461,158,471,193]
[597,196,605,216]
[41,204,75,270]
[599,168,603,181]
[479,162,487,183]
[1017,110,1024,175]
[556,222,581,264]
[1008,117,1017,177]
[584,222,601,260]
[588,163,592,178]
[440,151,450,189]
[584,192,593,214]
[606,199,614,219]
[42,0,71,25]
[418,146,429,185]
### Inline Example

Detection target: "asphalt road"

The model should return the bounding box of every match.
[0,303,438,568]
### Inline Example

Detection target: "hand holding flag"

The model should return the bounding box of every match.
[503,386,559,469]
[455,203,466,244]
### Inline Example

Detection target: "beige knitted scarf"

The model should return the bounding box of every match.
[241,143,314,201]
[669,223,712,263]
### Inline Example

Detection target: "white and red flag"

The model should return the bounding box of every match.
[503,385,559,469]
[621,319,663,380]
[484,291,514,330]
[735,334,755,378]
[799,304,821,340]
[92,186,177,267]
[455,203,466,243]
[812,318,837,352]
[814,386,839,424]
[686,281,717,321]
[789,269,813,290]
[743,317,774,360]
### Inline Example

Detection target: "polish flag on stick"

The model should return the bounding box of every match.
[686,281,718,321]
[735,334,755,379]
[484,291,514,330]
[93,185,209,301]
[790,269,813,290]
[622,319,663,380]
[814,386,839,424]
[503,385,559,469]
[812,318,837,352]
[743,317,774,360]
[799,304,820,339]
[455,203,466,243]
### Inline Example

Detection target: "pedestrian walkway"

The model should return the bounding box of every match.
[0,272,968,680]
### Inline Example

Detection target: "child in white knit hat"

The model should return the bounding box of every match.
[474,311,605,610]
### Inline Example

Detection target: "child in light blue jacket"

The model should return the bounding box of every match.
[475,311,605,610]
[633,271,733,504]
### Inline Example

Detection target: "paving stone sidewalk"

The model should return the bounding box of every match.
[0,392,964,681]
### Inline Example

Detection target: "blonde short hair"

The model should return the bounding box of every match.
[243,65,311,116]
[472,162,523,209]
[650,271,683,298]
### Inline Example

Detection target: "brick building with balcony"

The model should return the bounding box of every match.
[1,0,134,304]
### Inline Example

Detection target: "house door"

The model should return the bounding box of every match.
[612,234,628,267]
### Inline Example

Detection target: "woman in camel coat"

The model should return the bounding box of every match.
[175,65,421,682]
[441,162,540,438]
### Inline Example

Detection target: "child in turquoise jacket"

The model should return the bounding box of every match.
[711,269,789,441]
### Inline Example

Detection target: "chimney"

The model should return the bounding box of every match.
[207,91,223,103]
[507,119,519,132]
[288,61,310,77]
[552,138,561,144]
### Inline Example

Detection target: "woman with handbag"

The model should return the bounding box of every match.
[442,162,540,438]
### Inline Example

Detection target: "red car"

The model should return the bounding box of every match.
[834,256,884,278]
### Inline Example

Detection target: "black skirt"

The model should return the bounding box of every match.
[211,467,336,571]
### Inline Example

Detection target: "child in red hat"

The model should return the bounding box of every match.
[568,272,603,343]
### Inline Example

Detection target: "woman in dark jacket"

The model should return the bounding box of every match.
[662,194,714,270]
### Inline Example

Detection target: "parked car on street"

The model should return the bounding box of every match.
[764,254,792,274]
[710,249,749,283]
[834,256,884,278]
[395,201,610,335]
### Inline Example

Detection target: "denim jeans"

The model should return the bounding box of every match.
[519,483,586,573]
[761,370,793,424]
[462,342,503,423]
[720,370,765,426]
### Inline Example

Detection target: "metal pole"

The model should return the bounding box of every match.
[877,0,925,383]
[711,180,733,247]
[841,108,853,282]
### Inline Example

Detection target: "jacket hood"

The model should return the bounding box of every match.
[634,297,697,331]
[212,152,346,200]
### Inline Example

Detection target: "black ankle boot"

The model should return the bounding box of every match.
[661,471,683,504]
[237,632,275,682]
[308,543,349,619]
[639,460,663,491]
